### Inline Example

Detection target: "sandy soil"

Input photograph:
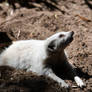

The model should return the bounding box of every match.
[0,0,92,92]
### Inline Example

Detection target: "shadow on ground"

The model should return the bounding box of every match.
[0,0,65,13]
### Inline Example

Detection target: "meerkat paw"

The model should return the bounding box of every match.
[74,76,86,88]
[59,82,69,88]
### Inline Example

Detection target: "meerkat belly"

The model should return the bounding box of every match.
[29,62,45,75]
[0,50,45,74]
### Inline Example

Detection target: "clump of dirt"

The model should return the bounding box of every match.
[0,0,92,92]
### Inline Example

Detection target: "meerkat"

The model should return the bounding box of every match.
[0,31,85,88]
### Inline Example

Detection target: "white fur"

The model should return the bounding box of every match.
[0,40,47,74]
[74,76,85,87]
[0,31,85,88]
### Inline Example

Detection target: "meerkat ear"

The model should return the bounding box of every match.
[47,40,57,52]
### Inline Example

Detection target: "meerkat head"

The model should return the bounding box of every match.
[46,31,74,53]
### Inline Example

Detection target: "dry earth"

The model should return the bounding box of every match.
[0,0,92,92]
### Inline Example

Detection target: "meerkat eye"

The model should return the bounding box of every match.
[59,34,64,38]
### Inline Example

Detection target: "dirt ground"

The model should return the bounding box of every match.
[0,0,92,92]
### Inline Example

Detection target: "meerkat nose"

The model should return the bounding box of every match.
[71,31,74,36]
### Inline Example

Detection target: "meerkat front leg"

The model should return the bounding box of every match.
[63,61,85,88]
[44,68,69,88]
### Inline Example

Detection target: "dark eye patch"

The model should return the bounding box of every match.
[59,34,65,38]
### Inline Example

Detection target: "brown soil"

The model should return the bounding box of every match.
[0,0,92,92]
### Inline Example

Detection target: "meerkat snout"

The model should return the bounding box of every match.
[66,31,74,44]
[70,31,74,36]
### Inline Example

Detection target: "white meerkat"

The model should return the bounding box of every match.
[0,31,85,88]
